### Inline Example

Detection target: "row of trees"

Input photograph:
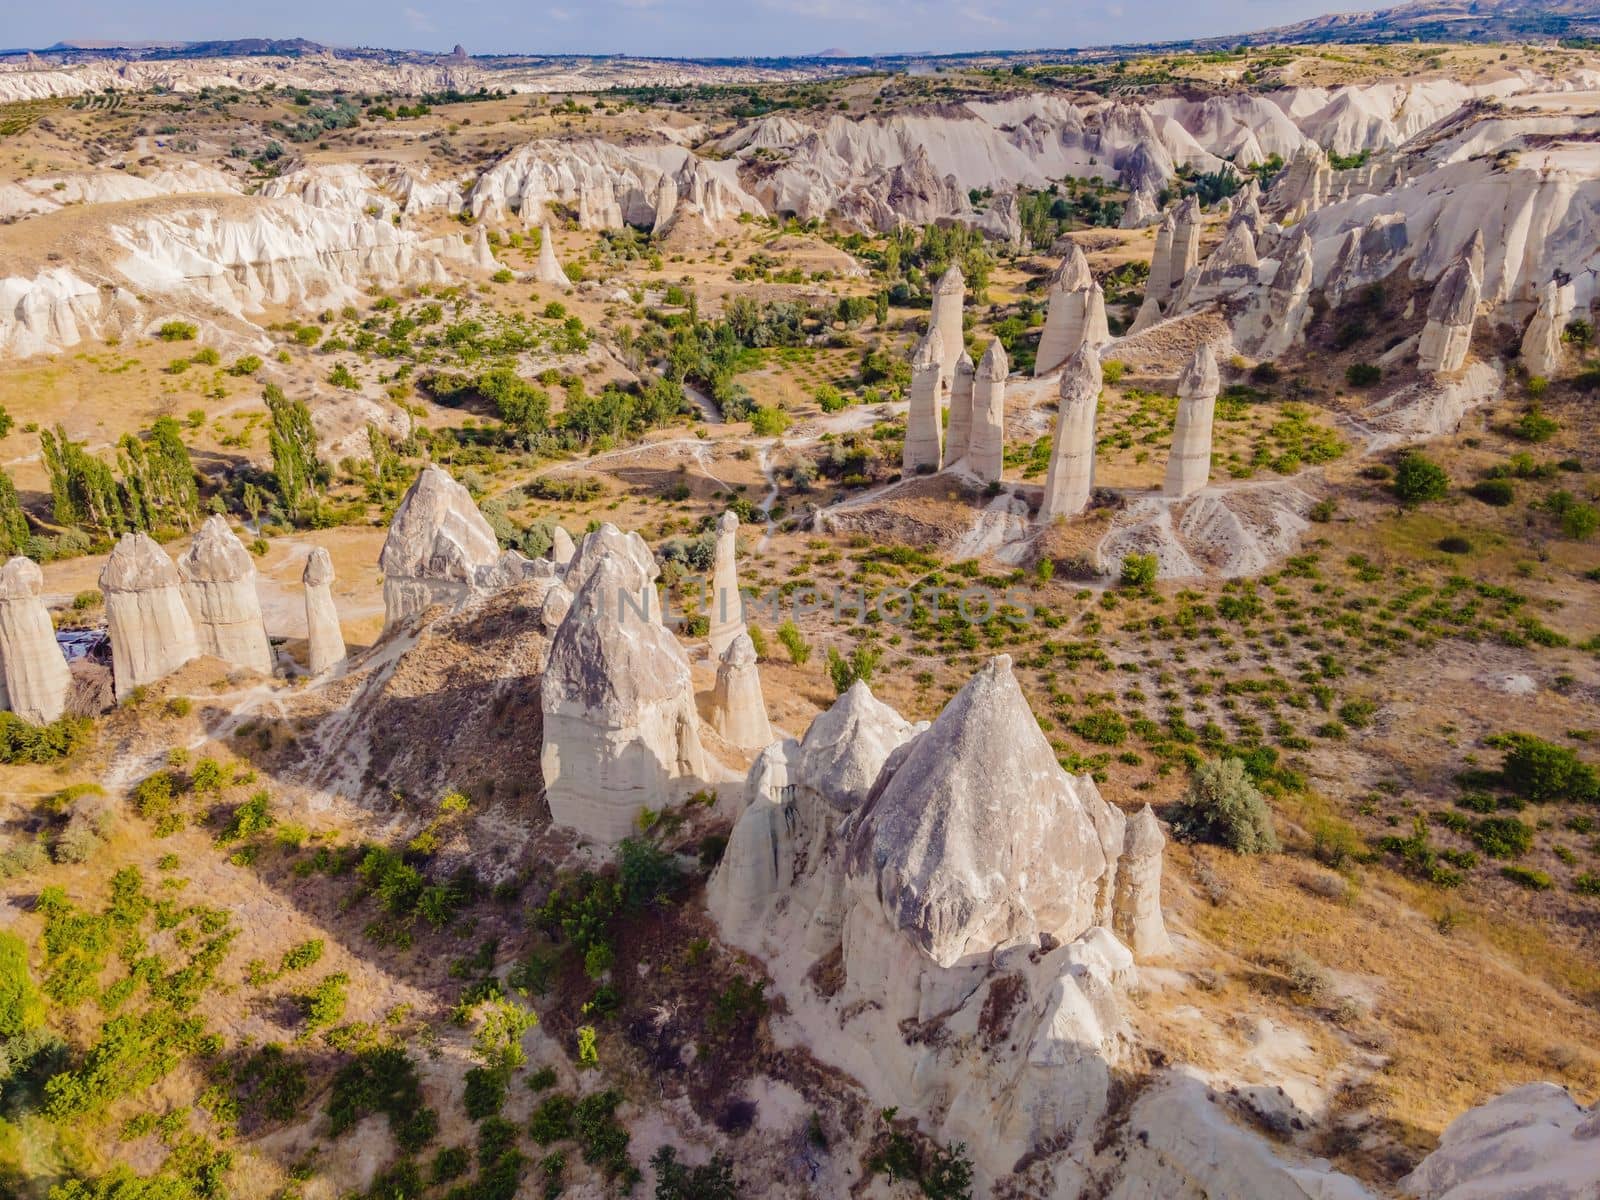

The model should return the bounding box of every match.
[39,418,201,537]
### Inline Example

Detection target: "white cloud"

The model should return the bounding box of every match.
[403,6,437,33]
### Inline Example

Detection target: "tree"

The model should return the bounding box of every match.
[0,470,30,558]
[118,417,200,533]
[1391,451,1449,506]
[264,385,325,524]
[651,1146,738,1200]
[39,425,125,533]
[1169,758,1280,853]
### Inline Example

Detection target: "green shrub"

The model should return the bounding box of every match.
[463,1066,508,1120]
[749,406,791,437]
[1470,816,1533,859]
[776,619,811,665]
[1120,553,1158,589]
[529,1093,576,1144]
[1437,535,1472,555]
[1560,502,1598,541]
[1344,363,1381,387]
[327,1044,437,1152]
[0,930,44,1039]
[1573,873,1600,897]
[1494,733,1599,803]
[1392,452,1449,506]
[1469,478,1515,506]
[652,1146,738,1199]
[1513,407,1559,442]
[1169,758,1279,853]
[827,644,881,695]
[1500,865,1552,890]
[0,713,92,764]
[156,321,198,342]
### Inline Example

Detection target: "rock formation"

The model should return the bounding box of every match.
[944,351,975,467]
[902,327,945,474]
[1035,244,1095,376]
[541,553,707,844]
[1418,246,1481,374]
[931,263,965,378]
[1401,1082,1600,1200]
[0,557,71,725]
[540,581,572,635]
[706,511,745,658]
[1520,280,1568,379]
[301,547,346,675]
[378,465,503,629]
[1170,195,1203,291]
[1163,344,1221,498]
[1039,343,1102,522]
[549,524,576,566]
[178,516,274,677]
[842,655,1118,977]
[534,220,571,290]
[1121,187,1159,228]
[1113,805,1172,958]
[1146,211,1177,304]
[708,632,771,751]
[100,532,200,701]
[968,340,1007,484]
[1182,218,1260,307]
[562,522,661,618]
[1236,229,1315,359]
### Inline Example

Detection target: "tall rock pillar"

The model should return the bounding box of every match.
[101,532,200,700]
[968,341,1008,485]
[707,511,745,659]
[1163,344,1221,498]
[1038,344,1102,522]
[903,327,945,475]
[945,351,975,467]
[1035,244,1093,376]
[178,515,274,676]
[302,547,346,675]
[0,557,71,725]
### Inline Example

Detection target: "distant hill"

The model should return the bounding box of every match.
[1234,0,1600,46]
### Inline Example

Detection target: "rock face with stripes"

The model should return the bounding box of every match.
[1164,344,1221,499]
[100,532,200,701]
[178,515,274,676]
[1039,343,1103,522]
[0,556,72,724]
[301,547,346,675]
[541,551,707,844]
[967,340,1008,484]
[903,327,946,474]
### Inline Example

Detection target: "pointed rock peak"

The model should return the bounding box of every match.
[1428,255,1481,325]
[1059,341,1103,404]
[1125,804,1166,857]
[1178,343,1220,398]
[181,514,255,582]
[1213,220,1258,269]
[717,509,740,535]
[303,545,334,587]
[978,339,1008,381]
[379,464,500,576]
[1175,194,1201,223]
[1050,242,1092,293]
[955,349,975,374]
[934,263,965,295]
[1464,228,1485,279]
[720,630,758,669]
[0,555,44,600]
[844,653,1110,966]
[547,553,688,717]
[565,522,658,595]
[912,325,945,371]
[102,532,182,592]
[797,678,915,813]
[1157,209,1176,234]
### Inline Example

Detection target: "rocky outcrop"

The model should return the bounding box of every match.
[945,351,975,468]
[968,340,1008,484]
[301,547,346,676]
[550,525,576,567]
[1236,230,1315,360]
[708,632,771,752]
[706,511,745,659]
[1121,187,1160,228]
[1520,279,1569,379]
[843,655,1118,977]
[931,263,965,378]
[1170,195,1203,293]
[540,581,572,635]
[1113,805,1171,958]
[1180,218,1260,307]
[541,553,707,844]
[796,679,916,819]
[100,533,200,701]
[0,557,72,725]
[378,465,503,629]
[903,327,945,474]
[1164,344,1221,498]
[1418,246,1481,374]
[1146,211,1177,304]
[1402,1083,1600,1200]
[1039,343,1102,522]
[178,516,273,677]
[533,221,571,290]
[1035,244,1095,376]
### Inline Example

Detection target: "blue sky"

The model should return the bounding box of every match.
[12,0,1348,58]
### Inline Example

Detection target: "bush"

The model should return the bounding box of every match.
[1513,407,1559,442]
[530,1093,576,1144]
[1437,535,1472,554]
[156,321,198,342]
[326,1044,437,1152]
[776,620,811,665]
[1344,363,1381,387]
[1169,758,1279,853]
[0,713,92,764]
[827,644,881,695]
[1469,478,1515,506]
[0,930,44,1039]
[1470,816,1533,859]
[652,1146,738,1200]
[1120,553,1158,589]
[1495,733,1599,804]
[749,406,792,437]
[1500,865,1552,891]
[1560,502,1598,541]
[1392,452,1449,506]
[815,384,848,413]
